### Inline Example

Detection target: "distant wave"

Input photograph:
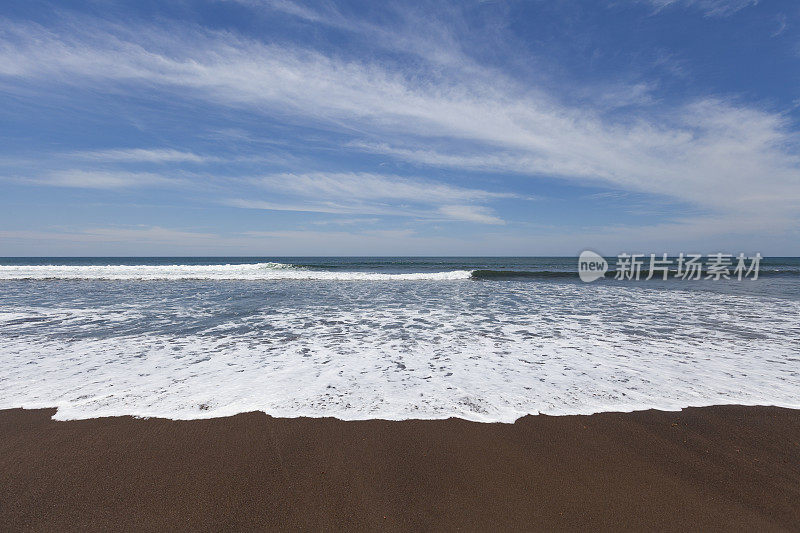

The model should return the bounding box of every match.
[470,270,577,280]
[0,263,473,281]
[0,263,796,281]
[0,265,581,281]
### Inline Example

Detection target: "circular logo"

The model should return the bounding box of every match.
[578,250,608,282]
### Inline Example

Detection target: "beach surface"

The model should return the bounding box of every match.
[1,405,799,531]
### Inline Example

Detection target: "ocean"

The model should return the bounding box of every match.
[1,257,798,422]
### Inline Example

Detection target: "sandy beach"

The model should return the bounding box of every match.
[1,405,798,531]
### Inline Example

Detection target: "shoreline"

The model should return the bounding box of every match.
[2,405,799,531]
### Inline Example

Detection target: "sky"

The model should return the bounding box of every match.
[0,0,799,256]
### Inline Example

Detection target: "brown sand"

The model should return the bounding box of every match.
[1,405,799,531]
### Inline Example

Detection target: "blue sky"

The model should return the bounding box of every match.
[1,0,799,255]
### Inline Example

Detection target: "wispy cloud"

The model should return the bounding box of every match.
[25,170,184,189]
[225,198,369,215]
[771,14,787,37]
[255,172,515,202]
[70,148,216,164]
[437,205,505,225]
[6,214,791,256]
[310,217,381,226]
[1,14,796,232]
[0,2,798,253]
[0,226,219,246]
[1,225,447,256]
[632,0,759,17]
[230,172,511,224]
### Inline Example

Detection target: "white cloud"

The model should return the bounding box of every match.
[0,226,219,246]
[6,215,794,256]
[310,217,381,226]
[0,10,797,240]
[226,0,484,72]
[70,148,215,163]
[85,226,220,243]
[225,198,372,215]
[255,172,515,203]
[633,0,759,17]
[437,205,505,225]
[29,170,183,189]
[0,225,448,256]
[771,14,787,38]
[232,172,510,223]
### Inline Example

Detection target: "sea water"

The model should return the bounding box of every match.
[1,257,798,422]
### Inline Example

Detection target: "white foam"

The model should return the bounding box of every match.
[1,281,798,422]
[0,263,473,280]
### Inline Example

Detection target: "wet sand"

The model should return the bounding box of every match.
[1,405,799,531]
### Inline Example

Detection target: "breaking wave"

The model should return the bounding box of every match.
[0,263,474,281]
